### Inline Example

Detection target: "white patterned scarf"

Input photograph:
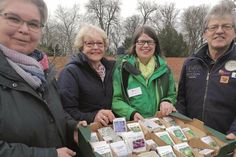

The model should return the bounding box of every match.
[0,44,46,91]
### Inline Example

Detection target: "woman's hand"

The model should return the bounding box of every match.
[73,121,87,144]
[57,147,76,157]
[94,109,115,126]
[159,101,176,116]
[133,112,144,121]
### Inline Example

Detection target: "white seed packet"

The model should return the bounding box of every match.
[155,131,175,146]
[201,136,219,149]
[110,141,132,157]
[98,127,122,143]
[139,119,162,132]
[198,148,215,156]
[120,131,146,153]
[149,117,165,129]
[113,117,127,134]
[145,139,158,151]
[127,122,142,132]
[174,142,194,157]
[162,116,176,126]
[156,145,176,157]
[91,141,113,157]
[138,151,160,157]
[90,132,99,142]
[131,131,146,153]
[166,126,187,141]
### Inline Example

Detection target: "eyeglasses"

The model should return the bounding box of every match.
[136,40,156,46]
[206,24,234,32]
[84,41,104,48]
[0,12,43,33]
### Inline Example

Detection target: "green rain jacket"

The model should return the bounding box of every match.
[112,55,176,120]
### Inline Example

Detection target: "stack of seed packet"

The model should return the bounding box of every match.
[155,131,175,146]
[173,142,194,157]
[156,145,176,157]
[166,126,188,142]
[201,136,220,150]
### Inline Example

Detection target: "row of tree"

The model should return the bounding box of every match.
[40,0,235,57]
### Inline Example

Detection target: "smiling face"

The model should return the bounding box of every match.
[82,30,105,65]
[0,0,42,54]
[203,16,236,53]
[135,33,156,65]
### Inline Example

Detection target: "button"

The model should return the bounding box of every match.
[12,83,18,87]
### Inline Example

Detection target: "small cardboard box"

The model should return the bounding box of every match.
[77,112,236,157]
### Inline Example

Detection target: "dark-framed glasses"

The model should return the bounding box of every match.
[136,40,156,46]
[206,24,234,32]
[0,12,43,32]
[84,41,104,48]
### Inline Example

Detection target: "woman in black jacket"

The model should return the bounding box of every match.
[58,24,115,126]
[0,0,85,157]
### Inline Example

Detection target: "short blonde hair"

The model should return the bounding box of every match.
[74,24,109,51]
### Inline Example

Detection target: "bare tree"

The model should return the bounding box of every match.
[85,0,121,37]
[137,0,157,25]
[181,5,209,54]
[54,4,80,54]
[150,3,179,32]
[123,15,142,37]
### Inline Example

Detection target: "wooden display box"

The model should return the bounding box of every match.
[77,112,236,157]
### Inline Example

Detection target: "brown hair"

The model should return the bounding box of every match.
[129,25,162,57]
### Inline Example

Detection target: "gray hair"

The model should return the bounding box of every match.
[203,0,236,32]
[0,0,48,26]
[74,24,109,51]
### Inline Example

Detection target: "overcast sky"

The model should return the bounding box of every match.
[44,0,221,17]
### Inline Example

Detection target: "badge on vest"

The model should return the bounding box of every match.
[128,87,142,98]
[225,60,236,71]
[220,76,229,84]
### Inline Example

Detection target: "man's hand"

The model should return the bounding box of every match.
[57,147,76,157]
[74,121,87,144]
[159,101,176,116]
[94,109,115,126]
[133,112,144,121]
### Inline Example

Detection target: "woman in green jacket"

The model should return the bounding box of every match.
[112,25,176,121]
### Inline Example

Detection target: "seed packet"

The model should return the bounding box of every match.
[162,116,176,126]
[166,126,187,141]
[90,132,99,142]
[145,139,158,151]
[156,145,176,157]
[149,117,165,129]
[182,127,197,138]
[120,131,146,153]
[139,119,162,132]
[198,148,215,157]
[91,141,113,157]
[155,131,175,146]
[174,142,194,157]
[138,151,160,157]
[110,141,132,157]
[98,127,122,143]
[127,122,142,132]
[201,136,219,149]
[113,117,127,134]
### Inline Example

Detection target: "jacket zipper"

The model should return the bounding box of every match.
[202,72,210,121]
